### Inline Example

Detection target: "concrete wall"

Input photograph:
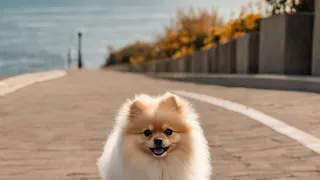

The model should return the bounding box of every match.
[209,46,219,73]
[259,15,286,74]
[218,40,237,73]
[155,61,160,72]
[236,32,260,74]
[146,61,156,72]
[285,13,313,74]
[124,11,318,78]
[156,59,170,72]
[155,61,165,72]
[191,51,203,73]
[171,59,179,72]
[177,57,185,72]
[131,64,144,73]
[164,59,172,72]
[259,13,314,75]
[200,50,209,73]
[142,63,148,73]
[184,55,192,72]
[312,0,320,75]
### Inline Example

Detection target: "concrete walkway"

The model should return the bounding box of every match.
[0,70,320,180]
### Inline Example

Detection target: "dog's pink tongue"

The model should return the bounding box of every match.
[154,148,164,154]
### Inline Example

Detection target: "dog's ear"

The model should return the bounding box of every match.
[129,100,146,119]
[159,93,182,112]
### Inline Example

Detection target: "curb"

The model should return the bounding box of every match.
[0,70,67,96]
[147,73,320,93]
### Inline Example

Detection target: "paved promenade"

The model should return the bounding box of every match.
[0,69,320,180]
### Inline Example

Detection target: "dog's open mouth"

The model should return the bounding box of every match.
[150,147,169,156]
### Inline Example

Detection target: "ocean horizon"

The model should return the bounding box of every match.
[0,0,249,76]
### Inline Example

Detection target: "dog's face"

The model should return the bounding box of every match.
[122,93,193,159]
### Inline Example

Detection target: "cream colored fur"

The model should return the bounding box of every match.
[97,92,212,180]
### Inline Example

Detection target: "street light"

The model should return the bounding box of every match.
[77,31,83,69]
[67,48,71,68]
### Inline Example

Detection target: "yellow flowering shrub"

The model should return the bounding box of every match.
[106,1,268,65]
[129,55,144,64]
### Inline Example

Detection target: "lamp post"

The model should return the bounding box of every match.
[77,31,83,69]
[67,48,71,68]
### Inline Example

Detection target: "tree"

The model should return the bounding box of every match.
[265,0,314,15]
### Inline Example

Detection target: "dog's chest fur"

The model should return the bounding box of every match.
[124,156,195,180]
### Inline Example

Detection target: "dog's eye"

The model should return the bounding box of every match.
[164,128,173,136]
[143,130,152,137]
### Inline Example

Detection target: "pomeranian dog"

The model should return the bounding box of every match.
[97,92,211,180]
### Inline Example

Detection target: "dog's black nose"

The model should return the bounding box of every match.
[154,138,162,146]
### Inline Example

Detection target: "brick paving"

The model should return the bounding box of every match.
[179,82,320,140]
[0,70,320,180]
